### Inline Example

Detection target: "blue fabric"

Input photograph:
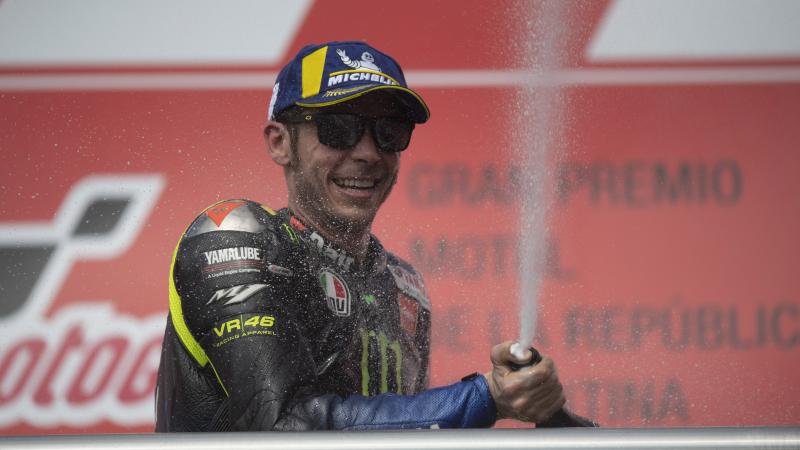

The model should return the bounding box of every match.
[267,40,429,123]
[326,375,497,430]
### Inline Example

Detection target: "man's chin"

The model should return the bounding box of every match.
[327,205,377,231]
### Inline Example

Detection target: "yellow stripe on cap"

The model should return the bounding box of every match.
[301,46,329,99]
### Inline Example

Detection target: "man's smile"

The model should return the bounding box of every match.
[332,176,379,190]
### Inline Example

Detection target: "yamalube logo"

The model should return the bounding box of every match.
[201,246,264,279]
[203,246,261,264]
[0,174,165,428]
[319,269,351,317]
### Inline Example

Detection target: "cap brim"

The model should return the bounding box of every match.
[295,84,430,124]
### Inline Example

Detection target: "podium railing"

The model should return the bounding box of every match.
[2,427,799,450]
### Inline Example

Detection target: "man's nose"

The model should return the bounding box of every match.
[348,127,382,162]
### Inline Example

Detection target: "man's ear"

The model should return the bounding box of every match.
[264,120,292,167]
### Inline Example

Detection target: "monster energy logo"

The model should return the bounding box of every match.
[360,328,403,396]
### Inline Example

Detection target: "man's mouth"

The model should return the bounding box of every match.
[332,177,378,190]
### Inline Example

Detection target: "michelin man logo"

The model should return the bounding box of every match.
[336,48,381,72]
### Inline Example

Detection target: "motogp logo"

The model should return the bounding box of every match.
[0,174,165,428]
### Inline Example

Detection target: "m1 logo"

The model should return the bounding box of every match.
[0,174,165,427]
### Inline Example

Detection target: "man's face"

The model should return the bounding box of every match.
[284,92,408,233]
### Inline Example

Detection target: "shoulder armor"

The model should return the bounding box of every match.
[185,199,277,238]
[387,254,431,311]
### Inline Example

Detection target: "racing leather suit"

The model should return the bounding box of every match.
[155,200,497,431]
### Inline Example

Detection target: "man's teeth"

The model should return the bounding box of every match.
[335,178,376,189]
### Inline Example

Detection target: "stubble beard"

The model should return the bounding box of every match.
[286,139,399,242]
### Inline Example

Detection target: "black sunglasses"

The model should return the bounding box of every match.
[282,113,415,153]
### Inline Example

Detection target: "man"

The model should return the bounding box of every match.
[155,40,572,431]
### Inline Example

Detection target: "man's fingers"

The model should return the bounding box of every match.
[490,341,514,366]
[491,341,534,367]
[504,356,564,423]
[527,377,565,408]
[512,356,558,388]
[488,342,567,423]
[509,342,533,364]
[516,384,566,423]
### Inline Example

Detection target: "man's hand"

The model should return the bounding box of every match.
[483,341,566,423]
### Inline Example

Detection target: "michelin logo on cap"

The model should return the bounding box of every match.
[267,40,430,123]
[328,48,399,88]
[336,49,381,71]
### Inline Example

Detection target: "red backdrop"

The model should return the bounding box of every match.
[1,0,798,433]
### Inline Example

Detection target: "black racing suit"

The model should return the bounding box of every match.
[155,200,496,431]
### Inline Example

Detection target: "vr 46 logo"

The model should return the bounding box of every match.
[210,314,277,349]
[213,315,276,337]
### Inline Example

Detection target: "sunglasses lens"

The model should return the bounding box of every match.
[374,118,414,152]
[316,114,364,150]
[309,114,414,152]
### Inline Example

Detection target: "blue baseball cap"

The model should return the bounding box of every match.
[268,41,429,123]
